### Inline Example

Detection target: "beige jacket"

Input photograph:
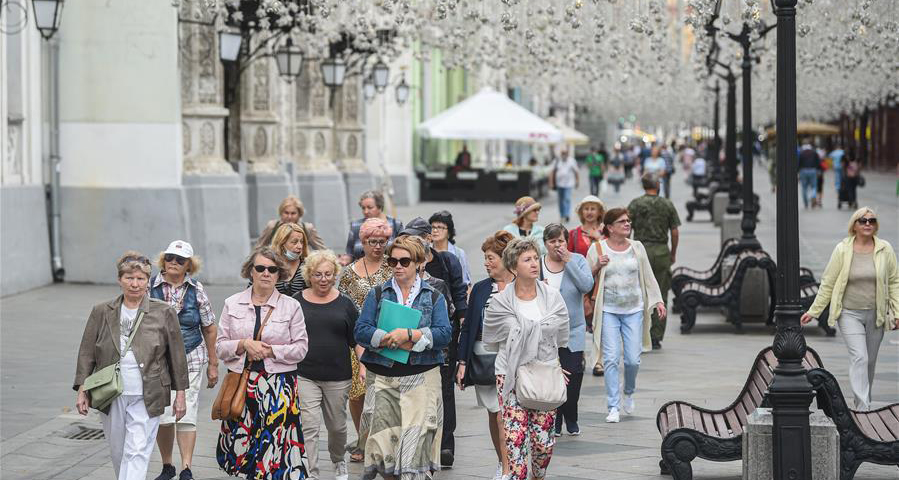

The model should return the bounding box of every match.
[587,240,663,352]
[74,295,190,417]
[807,236,899,328]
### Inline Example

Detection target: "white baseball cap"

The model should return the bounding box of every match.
[164,240,194,258]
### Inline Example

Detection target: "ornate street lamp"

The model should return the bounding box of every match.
[31,0,64,40]
[362,75,377,101]
[274,37,304,79]
[395,76,410,105]
[372,60,390,92]
[769,0,814,479]
[218,28,242,62]
[321,56,347,89]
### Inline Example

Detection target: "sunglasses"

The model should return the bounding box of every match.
[366,239,388,247]
[122,255,151,265]
[387,257,413,268]
[164,254,188,265]
[857,217,877,226]
[614,218,632,225]
[253,265,280,274]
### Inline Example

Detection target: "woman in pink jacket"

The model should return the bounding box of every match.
[215,246,309,479]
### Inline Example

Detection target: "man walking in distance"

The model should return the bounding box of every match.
[585,144,607,197]
[628,173,680,350]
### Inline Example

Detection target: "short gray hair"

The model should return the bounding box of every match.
[502,237,541,272]
[359,190,385,210]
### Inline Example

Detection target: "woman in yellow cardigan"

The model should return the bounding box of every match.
[801,207,899,410]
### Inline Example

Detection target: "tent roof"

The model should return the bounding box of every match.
[766,121,840,137]
[547,117,590,145]
[417,87,563,143]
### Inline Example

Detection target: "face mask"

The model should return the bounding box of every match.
[284,250,299,261]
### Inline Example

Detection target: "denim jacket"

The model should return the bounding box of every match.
[354,278,452,368]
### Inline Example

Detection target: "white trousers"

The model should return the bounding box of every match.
[100,394,160,480]
[838,309,884,410]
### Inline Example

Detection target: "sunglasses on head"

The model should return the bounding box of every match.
[123,255,151,265]
[857,217,877,226]
[387,257,413,268]
[253,265,280,274]
[164,253,188,265]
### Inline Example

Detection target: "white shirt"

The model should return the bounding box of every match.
[692,157,707,176]
[644,157,666,175]
[600,240,644,315]
[542,259,564,292]
[119,305,143,395]
[553,157,579,188]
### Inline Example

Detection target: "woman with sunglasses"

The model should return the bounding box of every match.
[149,241,218,480]
[336,217,394,462]
[294,250,359,480]
[216,246,309,479]
[586,208,665,424]
[354,235,452,479]
[74,251,189,480]
[802,208,899,410]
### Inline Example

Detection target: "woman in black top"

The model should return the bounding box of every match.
[270,223,308,296]
[294,250,359,480]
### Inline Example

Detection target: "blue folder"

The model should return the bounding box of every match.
[376,299,422,364]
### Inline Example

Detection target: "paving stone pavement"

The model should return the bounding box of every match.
[1,161,897,479]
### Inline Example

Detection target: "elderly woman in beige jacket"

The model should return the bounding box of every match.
[586,208,665,423]
[801,207,899,410]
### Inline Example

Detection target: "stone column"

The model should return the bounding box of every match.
[178,13,249,282]
[241,46,294,240]
[290,60,350,249]
[336,74,375,213]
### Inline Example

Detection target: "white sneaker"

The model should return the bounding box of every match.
[334,461,349,480]
[623,395,635,414]
[493,463,503,480]
[606,408,620,423]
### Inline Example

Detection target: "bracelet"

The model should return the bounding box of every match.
[407,328,413,342]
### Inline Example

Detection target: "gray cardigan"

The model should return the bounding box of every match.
[541,254,594,352]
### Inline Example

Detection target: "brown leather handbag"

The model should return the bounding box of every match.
[211,306,274,421]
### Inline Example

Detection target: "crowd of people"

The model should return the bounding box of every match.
[72,166,896,480]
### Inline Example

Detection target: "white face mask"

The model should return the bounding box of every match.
[284,250,300,261]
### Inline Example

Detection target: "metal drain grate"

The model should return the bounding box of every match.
[60,425,105,441]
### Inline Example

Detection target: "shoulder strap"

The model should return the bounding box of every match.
[123,310,146,353]
[255,303,275,341]
[590,239,603,301]
[431,289,440,306]
[539,258,545,281]
[373,285,383,319]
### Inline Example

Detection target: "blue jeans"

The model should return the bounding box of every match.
[557,187,573,220]
[589,176,602,196]
[601,310,643,409]
[799,168,818,208]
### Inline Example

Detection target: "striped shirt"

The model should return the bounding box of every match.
[276,264,307,297]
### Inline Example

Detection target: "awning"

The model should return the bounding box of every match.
[417,87,563,143]
[766,121,840,138]
[547,117,590,145]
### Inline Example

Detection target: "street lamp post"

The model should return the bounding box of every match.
[711,81,722,183]
[723,68,741,214]
[769,1,814,479]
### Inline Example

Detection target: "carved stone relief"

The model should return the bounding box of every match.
[344,83,359,123]
[253,126,268,157]
[253,61,270,111]
[196,30,217,104]
[182,122,191,156]
[346,134,358,158]
[294,130,307,159]
[311,64,327,118]
[296,65,311,121]
[314,132,327,156]
[200,122,216,155]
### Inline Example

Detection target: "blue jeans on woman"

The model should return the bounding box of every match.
[601,310,643,409]
[798,168,818,208]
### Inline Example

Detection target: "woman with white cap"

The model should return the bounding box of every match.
[149,241,218,480]
[502,196,546,254]
[568,196,606,376]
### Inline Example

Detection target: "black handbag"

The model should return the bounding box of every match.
[857,175,866,188]
[468,352,497,386]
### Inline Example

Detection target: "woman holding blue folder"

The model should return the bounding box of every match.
[354,235,453,480]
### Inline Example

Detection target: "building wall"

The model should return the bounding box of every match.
[1,6,53,296]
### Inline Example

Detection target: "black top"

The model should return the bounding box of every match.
[294,293,359,381]
[276,264,307,297]
[248,306,266,372]
[798,148,821,170]
[424,248,468,319]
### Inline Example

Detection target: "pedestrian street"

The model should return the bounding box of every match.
[2,163,896,480]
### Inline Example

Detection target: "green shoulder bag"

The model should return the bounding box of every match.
[82,310,145,410]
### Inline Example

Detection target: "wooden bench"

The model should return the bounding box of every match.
[671,238,740,300]
[657,346,824,479]
[685,181,720,222]
[676,250,777,334]
[807,368,899,480]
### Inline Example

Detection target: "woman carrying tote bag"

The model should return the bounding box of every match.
[483,237,569,480]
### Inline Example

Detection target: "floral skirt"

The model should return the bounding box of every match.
[216,371,309,479]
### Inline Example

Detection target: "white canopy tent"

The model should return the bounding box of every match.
[417,87,563,143]
[546,117,590,145]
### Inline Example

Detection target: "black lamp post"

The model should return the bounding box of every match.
[372,60,390,92]
[769,0,814,478]
[363,75,377,102]
[395,76,410,105]
[31,0,64,40]
[710,81,722,182]
[274,37,304,79]
[722,67,741,214]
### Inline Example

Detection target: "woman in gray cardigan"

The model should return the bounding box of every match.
[540,224,594,436]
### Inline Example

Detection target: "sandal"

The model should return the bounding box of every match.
[592,364,604,377]
[350,450,364,463]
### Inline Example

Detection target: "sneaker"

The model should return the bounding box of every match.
[606,408,620,423]
[623,395,635,415]
[333,461,349,480]
[554,415,563,437]
[440,449,454,469]
[493,463,503,480]
[154,464,176,480]
[567,421,580,436]
[178,468,193,480]
[652,341,662,350]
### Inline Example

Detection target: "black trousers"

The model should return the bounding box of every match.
[439,317,461,455]
[557,348,585,426]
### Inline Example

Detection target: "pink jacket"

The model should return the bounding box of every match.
[216,288,308,374]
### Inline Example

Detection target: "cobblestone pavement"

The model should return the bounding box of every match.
[2,162,897,479]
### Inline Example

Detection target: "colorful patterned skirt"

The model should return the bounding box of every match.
[216,371,308,479]
[349,349,366,400]
[361,367,442,480]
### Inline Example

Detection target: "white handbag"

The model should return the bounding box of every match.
[515,359,567,411]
